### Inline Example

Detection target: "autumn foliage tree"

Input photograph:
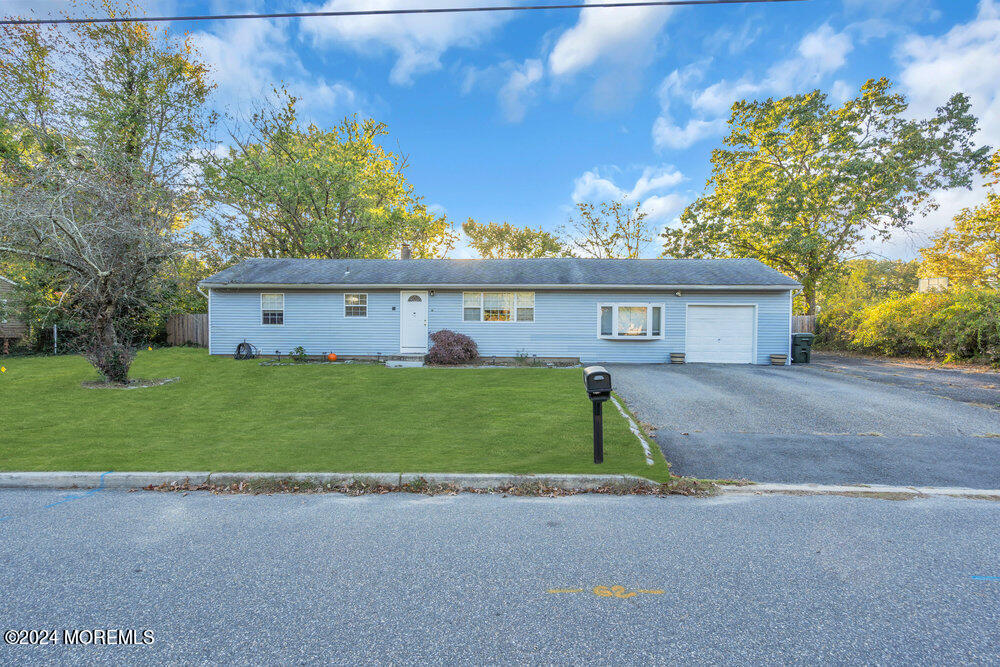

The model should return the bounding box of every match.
[0,2,213,381]
[461,219,564,258]
[661,78,988,314]
[201,95,456,261]
[920,151,1000,288]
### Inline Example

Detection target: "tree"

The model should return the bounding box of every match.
[820,259,921,306]
[0,139,187,381]
[0,1,213,380]
[202,96,456,261]
[560,199,652,258]
[920,151,1000,288]
[461,219,563,258]
[661,78,989,314]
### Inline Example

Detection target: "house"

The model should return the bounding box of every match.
[0,275,27,350]
[198,257,800,364]
[918,276,950,293]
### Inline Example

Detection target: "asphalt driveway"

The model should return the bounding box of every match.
[608,354,1000,488]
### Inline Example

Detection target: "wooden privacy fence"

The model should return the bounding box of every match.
[792,315,815,333]
[166,313,208,347]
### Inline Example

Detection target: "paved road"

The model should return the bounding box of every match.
[812,353,1000,409]
[608,359,1000,487]
[2,489,1000,664]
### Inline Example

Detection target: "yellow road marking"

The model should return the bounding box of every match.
[547,586,664,596]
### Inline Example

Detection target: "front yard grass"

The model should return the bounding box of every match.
[0,348,669,481]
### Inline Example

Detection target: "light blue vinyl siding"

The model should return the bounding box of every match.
[208,289,401,357]
[208,288,792,364]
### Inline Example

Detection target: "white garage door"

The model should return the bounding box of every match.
[685,305,756,363]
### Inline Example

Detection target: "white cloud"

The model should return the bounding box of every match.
[301,0,511,85]
[867,185,986,260]
[571,165,686,224]
[651,61,727,149]
[548,2,672,77]
[692,24,853,116]
[191,19,298,107]
[873,0,1000,259]
[896,0,1000,140]
[191,18,367,122]
[498,60,544,122]
[705,20,762,55]
[653,116,728,150]
[547,0,673,108]
[652,25,853,150]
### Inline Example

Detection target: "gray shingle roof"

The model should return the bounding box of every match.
[200,258,799,289]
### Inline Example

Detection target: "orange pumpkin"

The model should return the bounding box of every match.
[327,353,337,362]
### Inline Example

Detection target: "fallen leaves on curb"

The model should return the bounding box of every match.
[142,476,716,498]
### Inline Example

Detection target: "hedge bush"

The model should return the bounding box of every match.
[425,329,479,365]
[816,290,1000,363]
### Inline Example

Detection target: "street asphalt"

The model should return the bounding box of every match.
[608,357,1000,487]
[1,489,999,664]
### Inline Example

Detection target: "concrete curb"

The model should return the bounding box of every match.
[0,471,662,492]
[720,482,1000,499]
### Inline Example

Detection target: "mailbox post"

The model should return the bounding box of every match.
[582,366,612,464]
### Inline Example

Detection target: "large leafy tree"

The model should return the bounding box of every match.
[0,1,213,381]
[661,78,988,314]
[920,151,1000,288]
[461,219,564,258]
[560,199,652,259]
[202,96,456,260]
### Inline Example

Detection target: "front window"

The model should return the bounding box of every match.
[344,293,367,317]
[463,292,534,322]
[599,304,663,339]
[261,293,284,325]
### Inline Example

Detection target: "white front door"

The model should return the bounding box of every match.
[685,305,756,363]
[400,291,428,353]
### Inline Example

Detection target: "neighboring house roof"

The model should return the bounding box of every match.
[201,258,800,290]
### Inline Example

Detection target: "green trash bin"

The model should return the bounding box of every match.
[791,333,814,364]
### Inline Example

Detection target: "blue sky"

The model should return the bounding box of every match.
[12,0,1000,258]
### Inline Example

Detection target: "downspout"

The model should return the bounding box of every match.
[788,288,796,365]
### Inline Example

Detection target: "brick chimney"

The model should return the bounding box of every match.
[400,243,412,260]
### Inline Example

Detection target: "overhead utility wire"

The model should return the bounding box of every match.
[2,0,810,26]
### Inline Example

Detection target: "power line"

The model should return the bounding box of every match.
[2,0,809,26]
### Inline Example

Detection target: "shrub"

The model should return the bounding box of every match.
[426,330,478,365]
[824,289,1000,363]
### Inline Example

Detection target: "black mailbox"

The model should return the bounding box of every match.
[583,366,612,399]
[582,366,612,464]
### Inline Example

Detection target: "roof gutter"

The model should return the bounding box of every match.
[197,282,801,291]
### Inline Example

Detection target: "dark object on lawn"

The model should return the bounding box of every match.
[234,341,258,360]
[426,330,478,365]
[770,353,787,366]
[669,352,685,364]
[792,333,814,364]
[583,366,612,464]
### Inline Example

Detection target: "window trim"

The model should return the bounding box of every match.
[260,292,285,326]
[462,291,534,323]
[597,302,664,340]
[343,292,368,318]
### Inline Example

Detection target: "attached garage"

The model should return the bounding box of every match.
[685,304,756,364]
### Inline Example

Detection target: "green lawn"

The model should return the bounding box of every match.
[0,348,669,481]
